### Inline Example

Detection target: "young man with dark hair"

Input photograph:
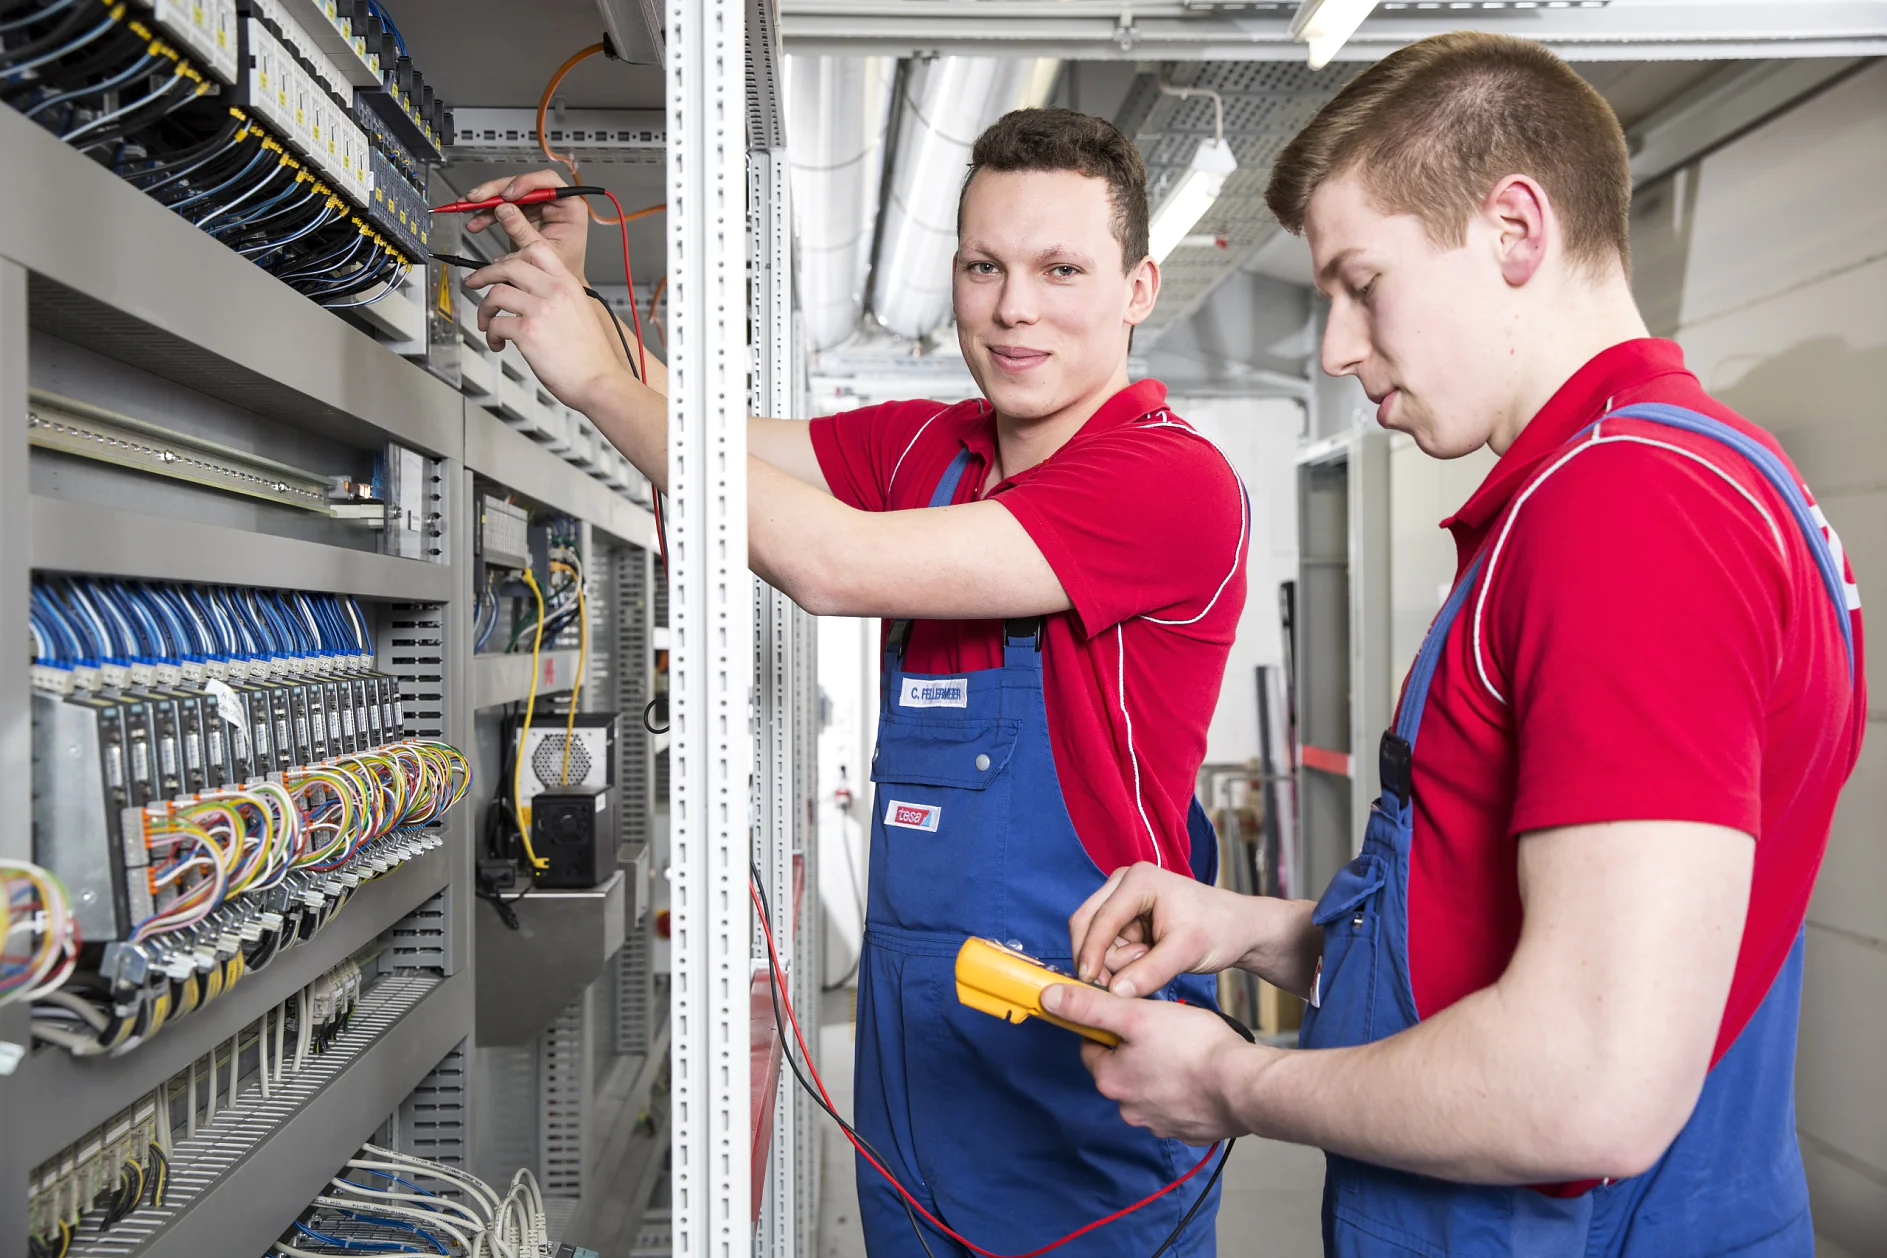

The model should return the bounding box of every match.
[1049,31,1864,1258]
[463,106,1246,1255]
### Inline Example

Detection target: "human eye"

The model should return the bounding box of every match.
[1050,264,1080,279]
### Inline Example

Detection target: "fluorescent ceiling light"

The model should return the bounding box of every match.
[1290,0,1380,69]
[1149,138,1238,264]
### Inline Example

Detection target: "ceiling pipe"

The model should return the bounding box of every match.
[868,56,1060,342]
[785,55,897,351]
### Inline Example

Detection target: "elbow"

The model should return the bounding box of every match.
[1540,1060,1706,1182]
[769,549,855,617]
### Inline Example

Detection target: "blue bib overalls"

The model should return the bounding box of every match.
[1302,405,1853,1257]
[853,448,1224,1257]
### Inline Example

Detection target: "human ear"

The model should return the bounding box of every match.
[1125,255,1160,327]
[1486,175,1550,287]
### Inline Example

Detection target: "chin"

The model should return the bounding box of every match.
[978,375,1061,420]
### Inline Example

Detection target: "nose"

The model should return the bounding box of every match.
[1320,300,1367,381]
[994,273,1038,329]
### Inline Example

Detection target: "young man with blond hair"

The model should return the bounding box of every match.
[1048,31,1864,1257]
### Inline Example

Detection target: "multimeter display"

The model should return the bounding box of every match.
[954,937,1120,1045]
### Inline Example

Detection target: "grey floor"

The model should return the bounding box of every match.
[813,1011,1326,1258]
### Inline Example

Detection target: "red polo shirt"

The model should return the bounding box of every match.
[810,380,1250,878]
[1406,339,1866,1065]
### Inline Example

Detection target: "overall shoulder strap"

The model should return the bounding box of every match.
[886,447,978,659]
[1603,402,1857,682]
[1379,553,1486,805]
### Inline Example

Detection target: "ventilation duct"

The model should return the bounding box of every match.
[869,57,1060,342]
[785,56,897,351]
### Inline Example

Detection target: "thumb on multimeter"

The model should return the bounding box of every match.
[1042,981,1129,1039]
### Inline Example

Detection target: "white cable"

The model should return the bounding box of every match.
[311,1195,477,1253]
[326,1177,489,1230]
[35,989,108,1033]
[356,1147,504,1219]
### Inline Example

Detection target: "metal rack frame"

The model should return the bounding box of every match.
[0,60,659,1252]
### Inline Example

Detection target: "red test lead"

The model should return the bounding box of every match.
[429,185,607,214]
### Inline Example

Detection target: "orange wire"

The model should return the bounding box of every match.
[647,274,667,350]
[536,42,626,225]
[536,42,672,230]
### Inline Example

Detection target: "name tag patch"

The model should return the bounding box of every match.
[885,800,941,832]
[900,677,968,709]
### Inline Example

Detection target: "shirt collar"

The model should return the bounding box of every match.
[1444,339,1695,535]
[960,378,1169,478]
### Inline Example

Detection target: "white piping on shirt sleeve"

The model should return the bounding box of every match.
[1470,424,1789,706]
[885,403,955,496]
[1138,418,1252,628]
[1116,624,1164,868]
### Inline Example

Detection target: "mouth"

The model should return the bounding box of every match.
[1370,387,1399,426]
[987,345,1050,374]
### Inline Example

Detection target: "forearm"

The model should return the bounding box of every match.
[1224,979,1659,1183]
[577,367,671,493]
[1232,898,1320,998]
[590,300,669,393]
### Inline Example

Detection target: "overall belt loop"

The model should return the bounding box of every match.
[1002,617,1045,669]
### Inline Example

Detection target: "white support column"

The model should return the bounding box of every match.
[749,140,801,1258]
[668,0,754,1252]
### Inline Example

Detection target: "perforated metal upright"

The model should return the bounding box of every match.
[747,0,820,1233]
[668,0,756,1253]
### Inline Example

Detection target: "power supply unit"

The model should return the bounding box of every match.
[531,783,619,889]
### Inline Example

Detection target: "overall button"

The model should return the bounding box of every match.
[975,753,991,771]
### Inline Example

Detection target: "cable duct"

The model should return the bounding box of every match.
[785,55,897,351]
[868,57,1061,342]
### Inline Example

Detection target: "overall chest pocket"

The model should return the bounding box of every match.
[871,716,1021,790]
[1302,853,1390,1049]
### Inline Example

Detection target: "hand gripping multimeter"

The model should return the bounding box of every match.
[955,937,1120,1046]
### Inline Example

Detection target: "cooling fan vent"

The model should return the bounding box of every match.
[532,734,594,788]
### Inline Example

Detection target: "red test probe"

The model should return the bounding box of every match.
[429,184,607,214]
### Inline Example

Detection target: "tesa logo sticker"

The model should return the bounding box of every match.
[900,677,968,709]
[885,800,941,832]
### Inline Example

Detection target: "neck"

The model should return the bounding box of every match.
[1487,273,1651,456]
[989,364,1132,483]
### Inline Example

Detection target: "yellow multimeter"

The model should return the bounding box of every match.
[954,937,1120,1046]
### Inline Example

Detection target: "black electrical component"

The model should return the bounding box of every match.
[530,784,618,889]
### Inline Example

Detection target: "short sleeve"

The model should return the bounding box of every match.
[810,400,955,513]
[993,426,1248,639]
[1487,446,1789,839]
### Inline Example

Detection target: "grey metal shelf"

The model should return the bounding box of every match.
[69,973,473,1258]
[476,871,626,1045]
[0,105,462,459]
[29,494,455,601]
[472,648,586,710]
[465,402,656,549]
[11,842,452,1167]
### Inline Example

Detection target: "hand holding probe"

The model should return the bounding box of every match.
[429,185,606,214]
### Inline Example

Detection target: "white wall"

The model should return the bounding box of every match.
[1627,63,1887,1255]
[1387,436,1496,695]
[1174,395,1306,765]
[815,616,876,981]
